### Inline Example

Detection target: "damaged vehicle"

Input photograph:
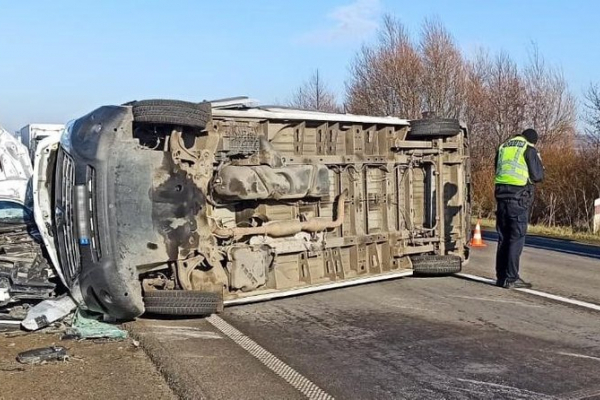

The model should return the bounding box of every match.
[34,98,471,320]
[0,126,55,318]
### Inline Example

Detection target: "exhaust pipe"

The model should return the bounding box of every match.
[213,189,348,239]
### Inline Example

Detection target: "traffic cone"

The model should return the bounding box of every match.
[470,220,487,248]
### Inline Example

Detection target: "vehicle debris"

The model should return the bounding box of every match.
[16,345,68,364]
[21,295,77,331]
[0,318,22,332]
[64,309,127,340]
[0,125,58,323]
[18,123,64,162]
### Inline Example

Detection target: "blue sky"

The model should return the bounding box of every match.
[0,0,598,132]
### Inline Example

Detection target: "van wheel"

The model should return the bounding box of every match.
[411,255,462,276]
[409,118,461,137]
[126,99,211,129]
[143,290,223,316]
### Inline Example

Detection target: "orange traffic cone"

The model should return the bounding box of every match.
[470,220,487,248]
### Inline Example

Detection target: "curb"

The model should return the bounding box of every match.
[124,321,209,400]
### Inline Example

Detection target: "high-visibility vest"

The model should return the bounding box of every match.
[495,136,532,186]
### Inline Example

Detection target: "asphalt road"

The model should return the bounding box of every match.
[129,236,600,400]
[472,231,600,304]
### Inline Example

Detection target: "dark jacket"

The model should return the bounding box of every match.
[494,136,545,203]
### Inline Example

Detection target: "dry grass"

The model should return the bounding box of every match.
[474,217,600,245]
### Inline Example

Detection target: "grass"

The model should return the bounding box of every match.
[473,217,600,246]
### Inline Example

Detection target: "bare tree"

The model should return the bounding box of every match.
[583,83,600,152]
[582,83,600,193]
[463,50,526,173]
[486,51,526,147]
[346,16,467,120]
[464,49,492,160]
[289,69,340,113]
[523,45,576,149]
[346,14,422,118]
[342,13,590,229]
[419,18,466,118]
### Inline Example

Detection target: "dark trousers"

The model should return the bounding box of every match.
[495,198,530,283]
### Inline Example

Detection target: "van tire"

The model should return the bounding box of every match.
[411,255,462,276]
[410,118,461,137]
[127,99,211,129]
[143,290,222,316]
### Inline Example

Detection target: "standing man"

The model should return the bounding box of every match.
[494,129,544,288]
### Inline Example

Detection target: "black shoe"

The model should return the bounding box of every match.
[495,280,506,287]
[504,279,532,289]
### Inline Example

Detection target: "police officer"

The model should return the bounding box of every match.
[494,128,544,288]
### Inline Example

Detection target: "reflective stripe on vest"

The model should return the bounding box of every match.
[495,136,531,186]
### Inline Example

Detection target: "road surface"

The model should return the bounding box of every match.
[472,231,600,304]
[129,235,600,400]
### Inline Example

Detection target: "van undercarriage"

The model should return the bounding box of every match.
[39,99,471,319]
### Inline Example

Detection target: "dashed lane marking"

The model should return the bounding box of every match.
[455,273,600,312]
[454,273,496,285]
[207,314,334,400]
[555,352,600,362]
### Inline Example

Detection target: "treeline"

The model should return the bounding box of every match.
[289,15,600,232]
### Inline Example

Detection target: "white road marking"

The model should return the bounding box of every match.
[446,294,544,307]
[207,314,334,400]
[142,325,224,340]
[144,324,221,332]
[455,378,531,392]
[455,273,496,285]
[555,352,600,362]
[516,288,600,312]
[455,273,600,312]
[454,378,551,398]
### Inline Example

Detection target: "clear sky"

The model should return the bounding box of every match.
[0,0,598,132]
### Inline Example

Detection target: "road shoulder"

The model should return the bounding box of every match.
[0,330,175,400]
[126,318,306,400]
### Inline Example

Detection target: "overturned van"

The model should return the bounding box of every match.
[35,98,471,319]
